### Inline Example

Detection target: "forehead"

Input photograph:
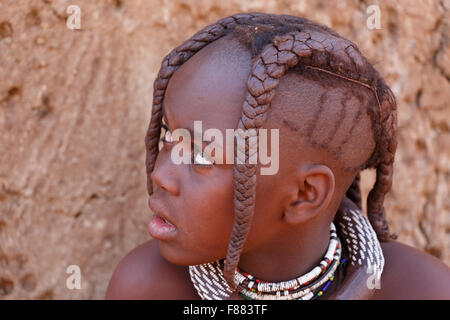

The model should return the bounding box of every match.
[164,35,252,132]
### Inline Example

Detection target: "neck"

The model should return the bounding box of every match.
[237,222,330,282]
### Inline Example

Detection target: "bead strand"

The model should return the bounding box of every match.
[235,223,339,293]
[238,237,342,300]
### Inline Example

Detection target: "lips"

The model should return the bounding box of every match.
[148,198,177,241]
[157,214,174,226]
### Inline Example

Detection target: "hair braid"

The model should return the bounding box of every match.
[366,85,398,241]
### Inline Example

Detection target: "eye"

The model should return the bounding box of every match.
[161,125,173,143]
[158,119,173,151]
[160,119,173,142]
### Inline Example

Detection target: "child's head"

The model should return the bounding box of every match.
[145,13,397,288]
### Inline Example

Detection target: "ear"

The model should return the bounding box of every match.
[283,163,335,225]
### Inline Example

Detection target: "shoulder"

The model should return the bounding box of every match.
[105,239,199,299]
[371,240,450,300]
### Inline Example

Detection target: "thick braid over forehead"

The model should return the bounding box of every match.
[145,13,398,291]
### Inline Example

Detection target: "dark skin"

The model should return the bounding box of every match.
[106,36,450,300]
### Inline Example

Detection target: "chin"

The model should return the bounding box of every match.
[158,240,226,266]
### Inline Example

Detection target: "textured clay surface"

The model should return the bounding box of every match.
[0,0,448,299]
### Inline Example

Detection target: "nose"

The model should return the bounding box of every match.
[150,148,180,196]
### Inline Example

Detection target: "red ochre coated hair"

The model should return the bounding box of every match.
[145,13,398,290]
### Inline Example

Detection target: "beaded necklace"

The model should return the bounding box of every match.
[240,256,349,300]
[189,205,385,300]
[190,223,342,300]
[312,257,348,300]
[235,223,341,300]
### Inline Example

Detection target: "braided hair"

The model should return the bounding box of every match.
[145,13,398,291]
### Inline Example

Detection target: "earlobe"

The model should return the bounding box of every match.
[283,164,335,225]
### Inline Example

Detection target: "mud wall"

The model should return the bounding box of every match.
[0,0,448,299]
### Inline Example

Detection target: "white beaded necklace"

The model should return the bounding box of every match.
[190,223,341,300]
[189,207,385,300]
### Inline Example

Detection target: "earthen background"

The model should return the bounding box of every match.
[0,0,448,299]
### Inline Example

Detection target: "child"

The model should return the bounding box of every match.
[106,13,450,300]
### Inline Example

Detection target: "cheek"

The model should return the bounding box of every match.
[243,174,286,249]
[163,167,235,265]
[189,185,233,238]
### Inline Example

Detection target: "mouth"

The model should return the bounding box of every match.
[148,198,178,241]
[157,214,174,226]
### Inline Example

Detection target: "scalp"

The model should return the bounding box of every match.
[266,67,377,171]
